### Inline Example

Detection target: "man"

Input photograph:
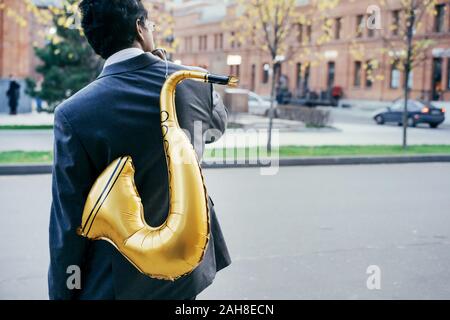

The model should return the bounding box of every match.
[49,0,231,300]
[6,75,20,115]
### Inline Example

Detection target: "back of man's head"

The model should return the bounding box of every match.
[79,0,148,59]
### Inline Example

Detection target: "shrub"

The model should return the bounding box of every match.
[277,105,331,128]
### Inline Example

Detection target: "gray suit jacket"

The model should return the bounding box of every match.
[48,53,231,300]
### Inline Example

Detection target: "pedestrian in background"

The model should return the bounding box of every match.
[6,75,21,115]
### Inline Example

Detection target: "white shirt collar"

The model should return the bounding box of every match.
[103,48,145,69]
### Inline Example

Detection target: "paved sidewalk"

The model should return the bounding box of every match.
[1,112,450,152]
[214,123,450,148]
[0,113,54,126]
[228,113,308,131]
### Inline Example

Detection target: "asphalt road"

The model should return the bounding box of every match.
[326,107,450,128]
[1,163,450,299]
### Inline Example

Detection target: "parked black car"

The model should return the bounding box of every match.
[290,90,339,107]
[373,100,446,128]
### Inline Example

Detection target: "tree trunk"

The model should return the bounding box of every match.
[402,65,411,149]
[267,62,279,153]
[402,6,415,149]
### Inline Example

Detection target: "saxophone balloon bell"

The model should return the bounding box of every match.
[78,70,238,281]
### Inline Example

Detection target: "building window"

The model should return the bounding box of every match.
[219,33,223,50]
[335,17,342,40]
[251,26,257,46]
[298,23,304,43]
[229,65,240,78]
[354,61,362,87]
[296,63,302,90]
[392,10,400,36]
[432,58,443,100]
[251,64,256,92]
[303,64,310,93]
[203,35,208,51]
[230,31,236,49]
[367,14,375,37]
[447,59,450,90]
[262,63,270,84]
[434,4,445,33]
[198,36,207,51]
[365,60,373,88]
[327,61,336,90]
[214,33,223,50]
[185,37,192,53]
[306,24,312,43]
[356,14,364,38]
[390,61,400,89]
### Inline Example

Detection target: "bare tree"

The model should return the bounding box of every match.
[379,0,439,148]
[230,0,340,152]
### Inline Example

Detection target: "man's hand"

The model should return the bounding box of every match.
[151,48,167,61]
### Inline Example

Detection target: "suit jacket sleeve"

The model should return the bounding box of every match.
[175,79,228,158]
[48,107,94,300]
[208,84,228,142]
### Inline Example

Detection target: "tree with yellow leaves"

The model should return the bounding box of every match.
[229,0,340,152]
[144,0,178,58]
[377,0,439,148]
[5,0,176,108]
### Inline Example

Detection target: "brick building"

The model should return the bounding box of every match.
[172,0,450,104]
[0,0,171,79]
[0,0,37,80]
[0,0,56,113]
[0,0,176,113]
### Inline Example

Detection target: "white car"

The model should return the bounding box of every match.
[248,91,275,116]
[225,88,275,116]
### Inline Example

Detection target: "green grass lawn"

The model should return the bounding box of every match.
[0,125,54,130]
[0,151,53,164]
[1,145,450,164]
[205,145,450,159]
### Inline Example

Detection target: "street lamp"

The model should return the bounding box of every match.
[165,35,175,61]
[274,55,285,63]
[227,55,242,66]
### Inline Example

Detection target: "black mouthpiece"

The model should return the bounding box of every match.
[206,74,230,85]
[206,74,239,87]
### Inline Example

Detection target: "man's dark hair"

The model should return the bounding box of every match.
[79,0,148,59]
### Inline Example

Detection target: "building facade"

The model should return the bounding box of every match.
[0,0,37,79]
[0,0,43,113]
[0,0,176,113]
[0,0,172,80]
[172,0,450,103]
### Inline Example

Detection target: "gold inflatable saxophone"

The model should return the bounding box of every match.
[77,70,238,281]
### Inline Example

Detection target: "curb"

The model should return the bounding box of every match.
[0,164,53,176]
[1,155,450,175]
[202,155,450,168]
[0,164,52,176]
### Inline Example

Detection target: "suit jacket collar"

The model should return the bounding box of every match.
[97,53,161,80]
